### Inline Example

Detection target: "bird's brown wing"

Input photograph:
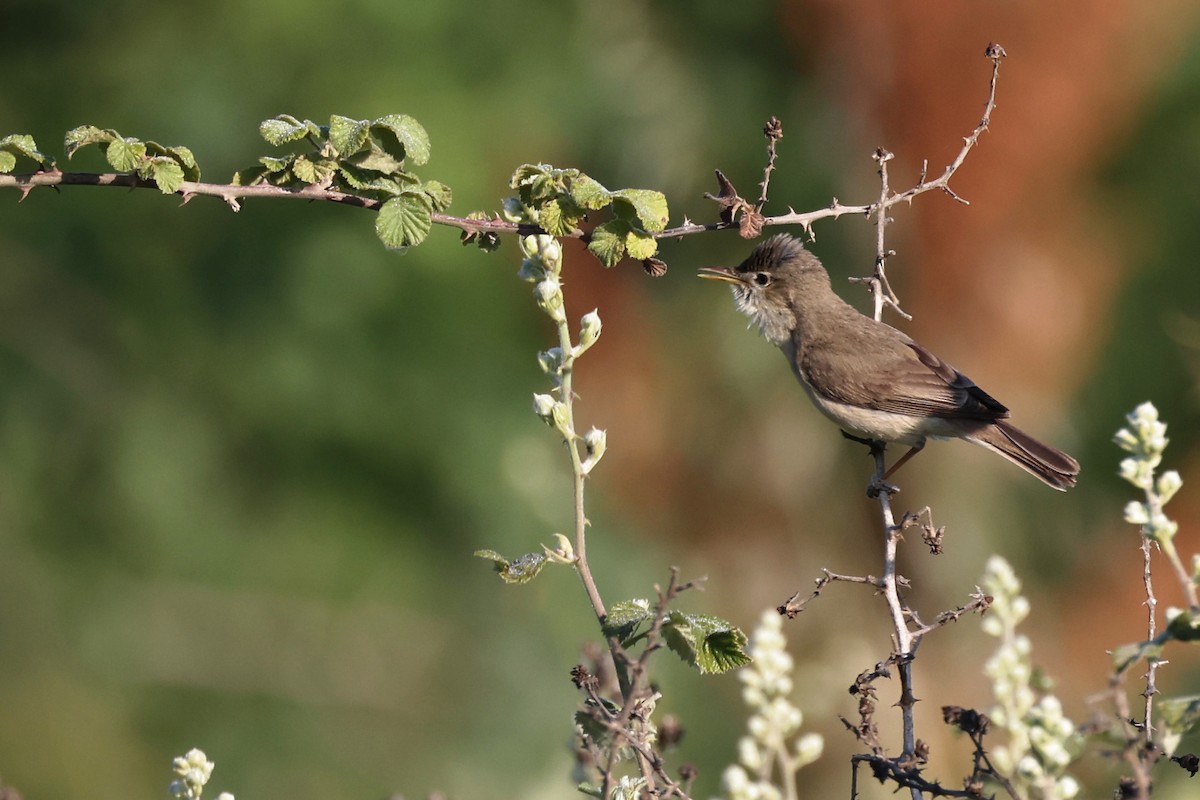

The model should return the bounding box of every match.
[799,324,1009,422]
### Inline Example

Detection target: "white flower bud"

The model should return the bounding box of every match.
[517,258,544,283]
[539,237,563,271]
[534,279,566,322]
[738,735,763,770]
[1113,427,1140,452]
[1124,501,1150,525]
[532,393,557,421]
[794,732,824,767]
[1157,470,1183,504]
[536,348,564,379]
[501,196,527,223]
[1118,457,1146,487]
[580,427,607,475]
[577,309,602,352]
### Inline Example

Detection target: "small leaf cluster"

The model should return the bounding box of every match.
[237,114,449,250]
[0,134,54,174]
[604,599,751,675]
[65,126,200,194]
[505,164,669,267]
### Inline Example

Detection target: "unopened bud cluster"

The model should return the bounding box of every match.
[168,749,232,800]
[1116,402,1182,545]
[717,610,823,800]
[981,557,1081,799]
[518,224,608,476]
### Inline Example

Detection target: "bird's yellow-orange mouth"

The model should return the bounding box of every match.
[697,267,744,285]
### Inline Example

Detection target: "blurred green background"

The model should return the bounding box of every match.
[2,1,1200,798]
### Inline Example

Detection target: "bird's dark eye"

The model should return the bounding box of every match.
[753,272,771,287]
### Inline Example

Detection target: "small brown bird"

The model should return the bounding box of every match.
[699,234,1079,490]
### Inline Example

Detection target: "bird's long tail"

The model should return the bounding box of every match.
[968,421,1080,491]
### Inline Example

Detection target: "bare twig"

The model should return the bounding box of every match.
[849,147,908,321]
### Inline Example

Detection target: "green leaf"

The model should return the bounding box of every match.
[259,155,295,174]
[602,599,653,643]
[0,134,52,171]
[0,152,14,172]
[537,199,571,236]
[337,163,410,195]
[328,115,370,156]
[510,163,552,190]
[1165,608,1200,642]
[570,174,611,210]
[375,192,432,250]
[64,125,114,159]
[662,611,751,674]
[473,549,548,584]
[1158,695,1200,757]
[145,157,185,194]
[611,188,669,232]
[624,229,658,261]
[145,141,200,182]
[344,148,406,175]
[370,114,430,166]
[231,165,268,186]
[105,137,146,171]
[1111,639,1164,673]
[421,179,453,212]
[292,155,337,185]
[259,114,317,146]
[587,221,628,267]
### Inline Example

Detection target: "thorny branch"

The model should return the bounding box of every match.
[2,45,1006,270]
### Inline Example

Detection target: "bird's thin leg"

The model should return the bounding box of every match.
[882,443,925,480]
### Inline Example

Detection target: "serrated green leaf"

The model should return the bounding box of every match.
[145,157,185,194]
[472,548,547,584]
[370,114,430,166]
[602,599,653,642]
[144,141,200,182]
[105,137,146,171]
[537,199,571,236]
[510,163,552,190]
[662,611,751,674]
[328,115,370,156]
[611,188,669,232]
[344,148,406,176]
[0,134,52,170]
[421,179,452,212]
[625,229,658,260]
[259,155,295,174]
[64,125,113,159]
[587,222,629,267]
[570,174,611,210]
[337,163,411,195]
[292,155,337,185]
[375,192,432,250]
[0,152,14,172]
[259,114,316,146]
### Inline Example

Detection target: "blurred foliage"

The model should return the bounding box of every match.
[1,2,1200,800]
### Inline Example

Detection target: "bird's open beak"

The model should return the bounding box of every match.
[697,267,744,285]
